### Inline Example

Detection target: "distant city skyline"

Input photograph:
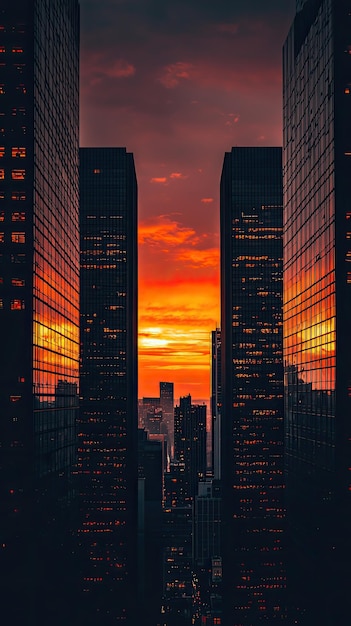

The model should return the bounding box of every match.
[79,0,295,398]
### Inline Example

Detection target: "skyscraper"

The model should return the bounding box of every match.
[79,148,138,624]
[211,328,221,479]
[174,394,207,501]
[0,1,79,622]
[160,381,174,456]
[220,147,286,622]
[283,1,351,621]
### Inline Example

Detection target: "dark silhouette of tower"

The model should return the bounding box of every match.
[160,381,174,457]
[0,1,80,623]
[211,328,221,479]
[283,1,351,622]
[174,394,207,501]
[79,148,138,624]
[220,147,286,622]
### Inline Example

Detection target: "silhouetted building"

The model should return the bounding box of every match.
[138,429,163,626]
[211,329,221,479]
[79,148,138,624]
[160,381,174,456]
[283,1,351,622]
[174,395,207,501]
[0,1,80,623]
[220,147,286,622]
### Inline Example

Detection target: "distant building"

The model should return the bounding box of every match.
[160,381,174,455]
[283,1,351,621]
[79,148,138,624]
[174,395,207,501]
[220,147,286,622]
[211,329,221,479]
[0,1,80,622]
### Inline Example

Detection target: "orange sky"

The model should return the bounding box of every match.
[80,0,295,399]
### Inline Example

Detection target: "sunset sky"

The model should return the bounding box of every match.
[79,0,295,401]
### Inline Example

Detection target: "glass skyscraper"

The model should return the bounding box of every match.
[283,1,351,622]
[0,1,79,622]
[79,147,138,624]
[220,147,286,622]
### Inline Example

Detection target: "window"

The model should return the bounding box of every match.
[12,170,25,180]
[11,278,25,287]
[11,299,25,310]
[11,232,25,243]
[0,85,4,94]
[0,232,4,243]
[0,169,4,180]
[0,211,4,221]
[11,192,26,201]
[12,48,23,54]
[0,298,3,309]
[0,147,4,157]
[12,147,26,158]
[11,253,25,264]
[12,212,25,221]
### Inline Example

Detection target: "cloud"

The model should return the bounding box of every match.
[139,217,198,247]
[158,62,193,88]
[170,172,187,179]
[175,247,219,268]
[150,177,167,184]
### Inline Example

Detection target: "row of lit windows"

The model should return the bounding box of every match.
[0,147,26,158]
[0,211,25,221]
[0,47,24,53]
[0,298,25,310]
[0,231,25,243]
[0,277,25,286]
[0,169,26,179]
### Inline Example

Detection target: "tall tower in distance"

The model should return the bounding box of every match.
[220,147,286,623]
[79,148,138,625]
[283,1,351,622]
[211,328,221,479]
[159,381,174,457]
[0,1,80,623]
[174,394,207,501]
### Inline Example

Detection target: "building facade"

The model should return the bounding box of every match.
[211,329,221,479]
[220,147,286,622]
[0,1,80,622]
[283,1,351,621]
[174,395,207,502]
[79,148,138,624]
[160,381,174,457]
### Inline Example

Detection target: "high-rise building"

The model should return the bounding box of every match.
[220,147,286,622]
[283,2,351,621]
[79,148,138,624]
[160,381,174,456]
[0,1,80,622]
[211,329,221,479]
[174,394,207,501]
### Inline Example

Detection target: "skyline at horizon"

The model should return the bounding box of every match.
[79,0,295,398]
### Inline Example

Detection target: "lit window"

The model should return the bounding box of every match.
[12,147,26,158]
[11,192,26,201]
[0,169,4,179]
[12,48,23,54]
[0,211,4,221]
[0,85,4,94]
[11,299,25,310]
[10,395,21,402]
[0,232,4,243]
[12,170,25,180]
[0,47,5,53]
[0,147,4,157]
[12,212,25,221]
[93,169,101,174]
[11,232,25,243]
[11,278,25,287]
[0,299,3,309]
